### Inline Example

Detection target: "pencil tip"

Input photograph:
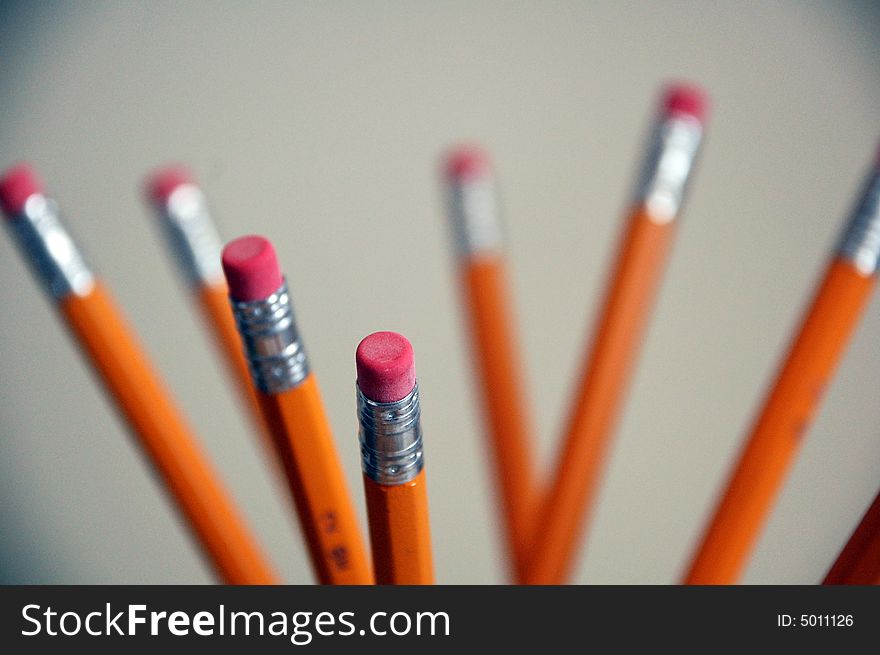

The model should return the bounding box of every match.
[444,145,492,181]
[145,165,195,205]
[356,331,416,403]
[661,82,709,124]
[0,162,43,217]
[221,235,284,301]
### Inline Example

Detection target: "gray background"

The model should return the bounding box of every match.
[1,1,878,584]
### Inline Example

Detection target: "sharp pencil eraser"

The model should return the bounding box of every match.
[661,83,709,123]
[0,163,44,217]
[222,235,284,301]
[445,145,492,181]
[356,331,417,403]
[146,165,195,205]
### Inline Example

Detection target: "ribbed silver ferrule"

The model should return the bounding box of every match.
[447,175,503,257]
[157,184,224,286]
[230,280,310,393]
[837,168,880,277]
[357,383,423,485]
[6,193,95,300]
[634,114,704,224]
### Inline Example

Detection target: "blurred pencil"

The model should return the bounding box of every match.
[443,146,537,581]
[0,164,277,585]
[824,489,880,585]
[356,331,434,584]
[684,147,880,584]
[524,84,708,584]
[144,166,277,471]
[222,235,373,584]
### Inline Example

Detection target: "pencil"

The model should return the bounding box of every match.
[0,163,277,585]
[524,84,709,584]
[222,235,373,584]
[144,166,276,468]
[443,146,536,581]
[684,148,880,585]
[356,331,433,585]
[824,489,880,585]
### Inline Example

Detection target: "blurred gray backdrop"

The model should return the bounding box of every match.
[1,0,878,584]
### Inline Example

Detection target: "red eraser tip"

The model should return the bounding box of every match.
[661,83,709,123]
[221,235,284,301]
[445,145,492,181]
[0,163,44,217]
[356,331,416,403]
[145,165,195,205]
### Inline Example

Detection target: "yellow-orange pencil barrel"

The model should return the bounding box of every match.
[524,84,709,584]
[684,148,880,585]
[356,331,434,585]
[824,489,880,585]
[222,235,372,585]
[144,167,276,466]
[443,147,536,581]
[0,164,277,585]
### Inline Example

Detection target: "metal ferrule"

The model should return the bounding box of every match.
[5,193,95,300]
[447,175,504,257]
[229,280,310,394]
[837,168,880,277]
[158,184,224,286]
[634,114,704,224]
[357,383,423,486]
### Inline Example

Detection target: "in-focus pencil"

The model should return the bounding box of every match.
[222,235,373,585]
[356,331,433,585]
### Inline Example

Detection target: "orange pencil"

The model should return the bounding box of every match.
[824,489,880,585]
[222,235,373,585]
[524,84,709,584]
[144,167,276,468]
[443,146,536,581]
[0,164,277,585]
[356,331,434,585]
[684,148,880,584]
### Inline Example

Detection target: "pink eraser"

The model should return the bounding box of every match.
[445,145,492,181]
[661,83,709,123]
[221,235,284,301]
[0,163,44,217]
[145,165,195,205]
[356,331,416,403]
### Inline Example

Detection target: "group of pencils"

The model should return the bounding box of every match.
[1,81,878,585]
